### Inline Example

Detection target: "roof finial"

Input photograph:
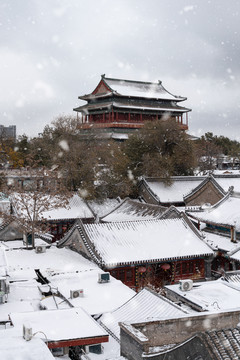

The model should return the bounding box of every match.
[158,80,162,85]
[101,74,106,78]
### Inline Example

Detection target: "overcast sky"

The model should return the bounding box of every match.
[1,0,240,139]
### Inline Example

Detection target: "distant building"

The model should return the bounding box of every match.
[0,125,16,141]
[74,75,191,140]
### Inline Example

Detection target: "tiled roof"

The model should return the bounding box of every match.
[79,76,188,102]
[75,100,190,114]
[104,77,187,101]
[224,272,240,285]
[160,329,240,359]
[140,175,240,205]
[140,176,205,203]
[81,218,213,267]
[215,175,240,193]
[100,288,187,341]
[87,198,120,218]
[203,231,238,252]
[188,191,240,230]
[100,198,166,222]
[41,194,94,220]
[201,328,240,359]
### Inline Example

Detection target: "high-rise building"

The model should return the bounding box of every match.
[0,125,16,141]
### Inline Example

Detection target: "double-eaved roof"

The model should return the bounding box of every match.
[59,216,213,268]
[74,75,191,117]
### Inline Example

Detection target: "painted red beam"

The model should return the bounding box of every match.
[78,122,144,129]
[78,122,188,130]
[48,335,109,349]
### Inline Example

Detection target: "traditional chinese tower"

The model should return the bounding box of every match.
[74,75,191,140]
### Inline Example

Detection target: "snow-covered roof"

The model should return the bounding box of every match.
[77,100,190,113]
[188,192,240,230]
[6,246,98,281]
[203,231,239,252]
[81,218,213,267]
[81,76,187,102]
[0,288,36,322]
[140,175,240,205]
[0,238,48,250]
[3,244,134,318]
[0,331,55,360]
[10,307,108,342]
[103,77,187,101]
[112,101,189,112]
[41,194,94,220]
[87,198,121,218]
[100,288,187,340]
[141,177,205,203]
[0,246,98,322]
[10,192,94,223]
[41,269,135,315]
[165,278,240,312]
[100,198,166,223]
[228,248,240,262]
[215,176,240,193]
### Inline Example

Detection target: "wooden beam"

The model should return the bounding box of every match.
[48,335,109,349]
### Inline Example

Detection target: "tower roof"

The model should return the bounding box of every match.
[79,75,187,102]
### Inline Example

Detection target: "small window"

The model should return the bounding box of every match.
[51,347,64,356]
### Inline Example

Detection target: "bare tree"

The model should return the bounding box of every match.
[2,167,70,248]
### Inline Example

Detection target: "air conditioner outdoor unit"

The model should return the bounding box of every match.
[35,245,46,254]
[23,324,32,341]
[179,279,193,292]
[98,272,110,283]
[70,289,84,299]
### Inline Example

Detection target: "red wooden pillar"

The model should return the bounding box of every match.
[103,112,105,123]
[140,113,143,123]
[112,108,114,122]
[128,113,130,123]
[116,112,118,122]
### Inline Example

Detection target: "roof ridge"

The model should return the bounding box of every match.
[104,75,162,86]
